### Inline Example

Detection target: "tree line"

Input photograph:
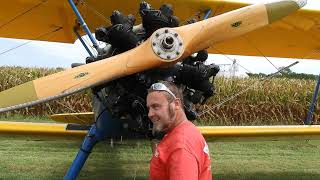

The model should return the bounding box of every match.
[247,68,318,80]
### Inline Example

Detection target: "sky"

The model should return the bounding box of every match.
[0,0,320,76]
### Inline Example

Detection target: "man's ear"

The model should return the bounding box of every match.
[173,98,182,110]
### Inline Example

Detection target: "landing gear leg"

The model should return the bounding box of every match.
[64,89,119,179]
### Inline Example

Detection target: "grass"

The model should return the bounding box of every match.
[0,135,319,179]
[213,140,320,179]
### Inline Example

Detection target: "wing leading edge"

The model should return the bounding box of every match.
[1,121,320,142]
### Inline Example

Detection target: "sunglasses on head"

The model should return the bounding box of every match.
[149,82,177,99]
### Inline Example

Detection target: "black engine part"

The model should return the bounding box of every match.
[89,2,219,138]
[95,11,139,54]
[139,2,179,38]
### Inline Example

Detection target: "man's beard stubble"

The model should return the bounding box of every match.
[152,104,176,139]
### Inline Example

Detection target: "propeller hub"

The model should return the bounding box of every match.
[151,28,183,61]
[162,36,174,49]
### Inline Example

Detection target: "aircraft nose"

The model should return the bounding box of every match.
[265,0,307,24]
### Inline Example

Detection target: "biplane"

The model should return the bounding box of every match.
[1,0,320,179]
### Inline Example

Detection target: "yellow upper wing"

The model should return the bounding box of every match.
[1,0,319,59]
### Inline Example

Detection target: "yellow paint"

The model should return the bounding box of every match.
[0,121,86,137]
[199,125,320,137]
[0,81,38,108]
[1,121,320,141]
[50,112,94,125]
[0,0,319,59]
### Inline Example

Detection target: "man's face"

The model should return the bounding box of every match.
[147,91,176,136]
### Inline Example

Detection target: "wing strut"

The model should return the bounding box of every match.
[73,26,95,58]
[68,0,101,56]
[203,9,212,19]
[64,2,109,179]
[305,74,320,125]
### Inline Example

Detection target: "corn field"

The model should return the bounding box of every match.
[197,77,319,125]
[0,66,318,125]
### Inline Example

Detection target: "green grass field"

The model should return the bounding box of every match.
[0,134,319,180]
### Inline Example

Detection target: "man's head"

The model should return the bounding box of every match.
[146,81,186,137]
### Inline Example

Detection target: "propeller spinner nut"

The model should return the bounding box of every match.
[151,28,183,61]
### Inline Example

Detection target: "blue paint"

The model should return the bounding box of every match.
[64,91,118,179]
[305,74,320,125]
[68,0,99,53]
[64,125,98,180]
[204,9,212,19]
[73,27,94,58]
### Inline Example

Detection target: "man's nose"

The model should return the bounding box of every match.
[148,109,154,120]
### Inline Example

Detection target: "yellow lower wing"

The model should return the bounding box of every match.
[0,121,86,137]
[50,112,94,125]
[1,121,319,141]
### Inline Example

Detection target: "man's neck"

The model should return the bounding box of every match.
[167,111,187,133]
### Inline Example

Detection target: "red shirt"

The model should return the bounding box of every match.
[150,120,212,180]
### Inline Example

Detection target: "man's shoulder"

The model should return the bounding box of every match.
[158,121,191,149]
[169,120,205,146]
[179,120,203,138]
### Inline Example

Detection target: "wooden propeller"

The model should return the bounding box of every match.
[0,0,306,113]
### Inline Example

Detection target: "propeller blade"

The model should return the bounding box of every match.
[174,0,307,55]
[0,0,306,113]
[0,40,164,112]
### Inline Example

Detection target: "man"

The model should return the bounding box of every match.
[147,81,212,180]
